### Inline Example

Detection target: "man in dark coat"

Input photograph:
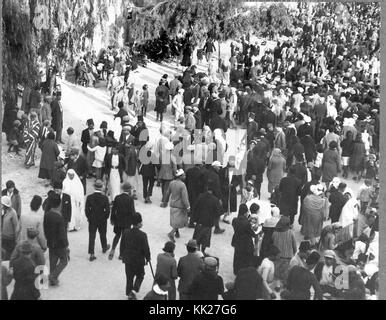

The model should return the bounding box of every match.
[139,145,157,204]
[183,84,195,106]
[252,134,270,162]
[177,239,205,300]
[81,119,94,156]
[121,213,151,300]
[246,112,258,147]
[205,94,222,126]
[201,163,225,234]
[329,182,348,223]
[246,155,266,199]
[199,164,220,198]
[85,180,111,262]
[219,160,238,222]
[67,148,88,194]
[52,181,72,229]
[43,194,69,286]
[50,92,64,144]
[209,109,228,133]
[287,138,305,169]
[291,156,308,188]
[261,105,276,130]
[185,164,203,227]
[109,182,136,260]
[297,119,312,139]
[230,64,244,88]
[258,130,271,158]
[279,166,302,225]
[192,182,224,255]
[231,204,255,275]
[300,131,316,164]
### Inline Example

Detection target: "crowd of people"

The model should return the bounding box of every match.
[2,2,380,300]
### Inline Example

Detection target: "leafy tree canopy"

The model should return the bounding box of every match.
[131,0,243,46]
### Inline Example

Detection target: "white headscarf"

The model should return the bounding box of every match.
[63,169,85,204]
[339,188,359,228]
[331,177,341,189]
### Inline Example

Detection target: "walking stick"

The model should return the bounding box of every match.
[148,260,155,280]
[227,168,234,218]
[105,174,109,197]
[227,181,231,218]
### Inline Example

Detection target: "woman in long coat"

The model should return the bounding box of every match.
[162,171,190,242]
[181,42,192,68]
[259,206,281,258]
[267,148,286,196]
[322,141,341,189]
[155,81,169,122]
[300,185,328,245]
[232,204,255,275]
[350,133,366,180]
[38,131,59,184]
[220,163,237,222]
[159,145,177,202]
[271,215,297,282]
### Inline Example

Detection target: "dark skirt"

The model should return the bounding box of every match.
[233,248,253,276]
[38,168,53,180]
[193,224,212,248]
[259,228,274,258]
[181,53,192,67]
[10,284,40,300]
[155,100,167,113]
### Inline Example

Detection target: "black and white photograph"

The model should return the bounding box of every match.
[0,0,382,303]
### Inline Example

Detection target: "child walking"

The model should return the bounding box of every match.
[87,137,107,180]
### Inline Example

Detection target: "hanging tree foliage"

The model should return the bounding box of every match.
[131,0,243,46]
[2,0,40,114]
[129,0,296,60]
[2,0,130,133]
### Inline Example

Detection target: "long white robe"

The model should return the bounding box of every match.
[109,155,121,202]
[339,198,359,228]
[63,169,85,231]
